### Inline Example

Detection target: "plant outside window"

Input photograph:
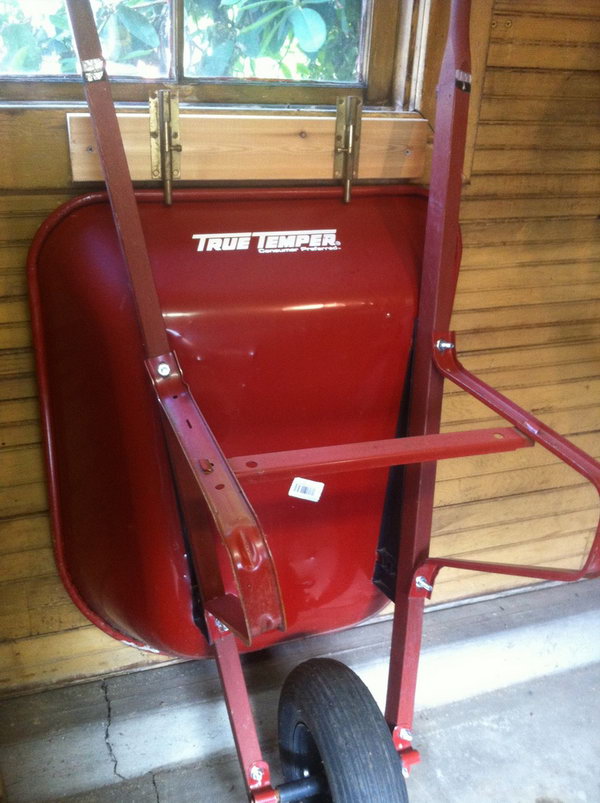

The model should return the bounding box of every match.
[0,0,366,84]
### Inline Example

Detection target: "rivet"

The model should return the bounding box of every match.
[157,362,171,377]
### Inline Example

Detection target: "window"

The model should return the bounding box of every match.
[0,0,426,108]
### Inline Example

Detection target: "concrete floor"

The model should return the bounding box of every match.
[1,579,599,802]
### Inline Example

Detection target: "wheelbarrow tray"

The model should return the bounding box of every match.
[29,186,430,658]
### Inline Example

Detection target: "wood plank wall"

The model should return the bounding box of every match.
[0,0,598,692]
[432,0,600,601]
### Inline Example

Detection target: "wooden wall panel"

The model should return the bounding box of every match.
[0,0,598,692]
[428,0,600,604]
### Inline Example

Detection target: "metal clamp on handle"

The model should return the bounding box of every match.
[81,57,105,82]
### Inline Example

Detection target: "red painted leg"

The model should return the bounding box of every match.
[384,0,472,772]
[209,617,278,802]
[384,463,439,774]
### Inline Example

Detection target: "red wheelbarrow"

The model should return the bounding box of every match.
[27,1,600,801]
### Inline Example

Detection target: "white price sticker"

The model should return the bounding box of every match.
[288,477,325,503]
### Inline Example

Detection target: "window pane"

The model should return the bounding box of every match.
[0,0,170,78]
[183,0,367,83]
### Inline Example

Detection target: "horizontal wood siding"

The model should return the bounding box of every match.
[0,0,598,692]
[430,0,600,603]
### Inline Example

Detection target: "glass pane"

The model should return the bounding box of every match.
[0,0,170,77]
[184,0,367,83]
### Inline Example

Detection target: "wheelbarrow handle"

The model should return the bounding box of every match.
[65,0,169,360]
[65,0,285,645]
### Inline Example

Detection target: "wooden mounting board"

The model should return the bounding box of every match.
[67,112,429,182]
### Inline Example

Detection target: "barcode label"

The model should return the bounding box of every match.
[288,477,325,503]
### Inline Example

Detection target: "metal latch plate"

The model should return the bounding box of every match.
[149,90,181,203]
[334,95,362,203]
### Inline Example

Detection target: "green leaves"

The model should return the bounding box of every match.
[116,4,160,49]
[0,22,41,71]
[0,0,362,82]
[0,0,170,76]
[225,2,328,57]
[289,7,326,53]
[201,39,235,73]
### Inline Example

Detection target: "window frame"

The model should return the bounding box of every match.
[0,0,418,108]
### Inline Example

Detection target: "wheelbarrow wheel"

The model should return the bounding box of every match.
[278,658,409,802]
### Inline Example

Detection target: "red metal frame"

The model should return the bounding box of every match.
[385,0,474,748]
[208,615,277,800]
[229,427,532,479]
[58,0,600,798]
[383,0,600,769]
[146,350,285,645]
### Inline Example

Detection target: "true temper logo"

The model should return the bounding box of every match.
[192,229,341,254]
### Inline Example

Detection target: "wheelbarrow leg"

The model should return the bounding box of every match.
[385,0,472,773]
[209,616,279,802]
[384,463,437,774]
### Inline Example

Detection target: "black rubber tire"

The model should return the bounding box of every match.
[278,658,409,803]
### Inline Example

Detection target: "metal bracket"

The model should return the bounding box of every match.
[333,95,362,203]
[455,69,472,92]
[149,90,182,206]
[81,57,105,82]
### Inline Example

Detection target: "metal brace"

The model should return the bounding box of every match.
[149,90,182,206]
[81,57,105,82]
[333,95,362,204]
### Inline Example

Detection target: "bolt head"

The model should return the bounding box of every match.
[249,765,264,783]
[415,575,433,592]
[157,362,171,377]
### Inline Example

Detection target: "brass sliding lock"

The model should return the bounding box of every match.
[149,90,182,206]
[334,95,362,204]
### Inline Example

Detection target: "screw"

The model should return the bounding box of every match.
[214,619,229,633]
[249,764,264,783]
[415,575,433,593]
[157,362,171,377]
[435,339,455,352]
